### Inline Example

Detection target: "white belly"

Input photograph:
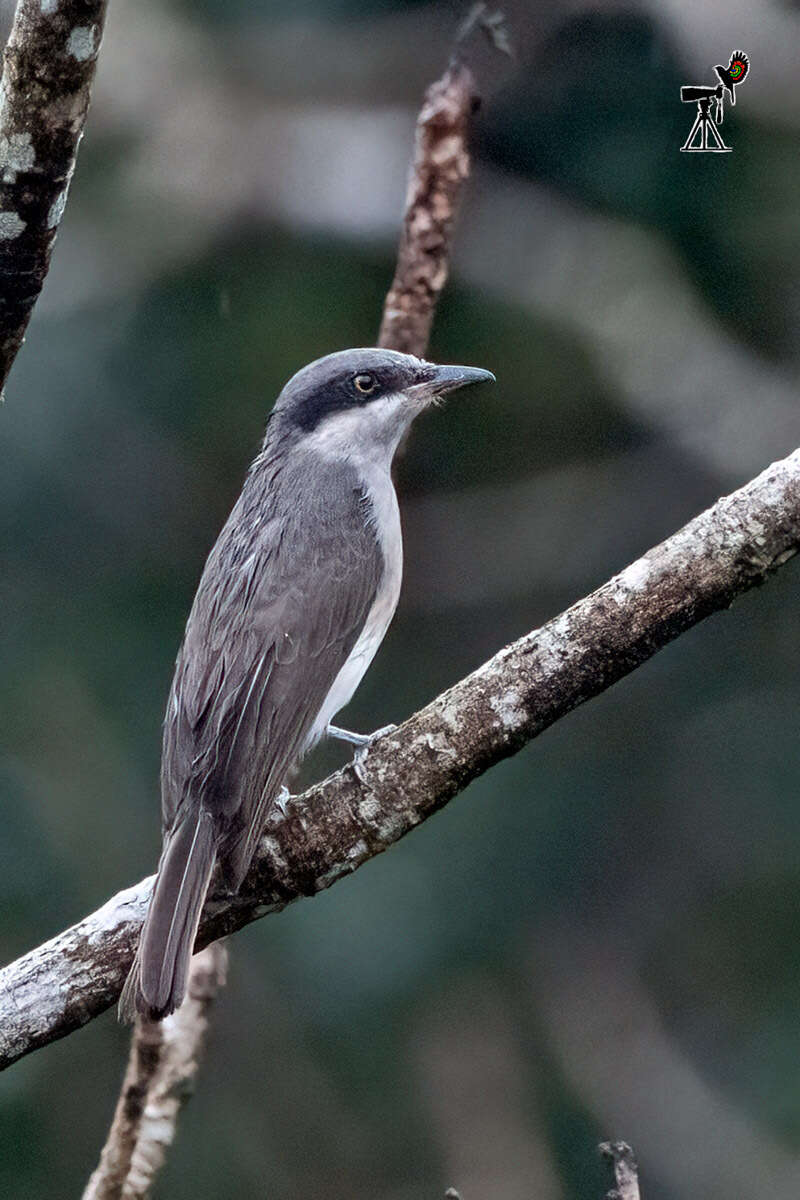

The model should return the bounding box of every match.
[308,466,403,744]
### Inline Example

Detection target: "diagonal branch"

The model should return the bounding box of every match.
[2,444,799,1071]
[0,0,108,395]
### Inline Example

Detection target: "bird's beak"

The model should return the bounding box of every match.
[407,363,496,405]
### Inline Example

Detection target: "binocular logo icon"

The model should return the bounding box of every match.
[680,51,750,153]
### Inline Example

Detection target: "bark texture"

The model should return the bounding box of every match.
[2,446,798,1071]
[600,1142,641,1200]
[0,0,107,394]
[377,59,476,355]
[82,943,228,1200]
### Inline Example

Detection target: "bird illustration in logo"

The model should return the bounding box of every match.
[715,51,749,104]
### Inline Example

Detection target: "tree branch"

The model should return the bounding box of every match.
[600,1142,641,1200]
[377,57,476,355]
[378,6,509,358]
[0,0,108,395]
[2,445,798,1070]
[82,944,228,1200]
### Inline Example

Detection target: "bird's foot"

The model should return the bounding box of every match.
[347,724,398,782]
[326,722,398,781]
[274,785,294,817]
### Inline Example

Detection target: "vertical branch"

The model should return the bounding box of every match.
[83,943,228,1200]
[0,0,108,395]
[82,1020,165,1200]
[378,4,510,358]
[378,59,476,358]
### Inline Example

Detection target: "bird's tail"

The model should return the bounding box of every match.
[119,809,216,1022]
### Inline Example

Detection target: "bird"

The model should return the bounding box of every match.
[714,51,749,104]
[119,347,495,1021]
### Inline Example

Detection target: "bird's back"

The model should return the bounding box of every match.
[161,439,385,887]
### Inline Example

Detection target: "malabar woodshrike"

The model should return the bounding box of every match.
[120,347,495,1020]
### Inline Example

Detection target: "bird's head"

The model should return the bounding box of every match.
[270,348,495,464]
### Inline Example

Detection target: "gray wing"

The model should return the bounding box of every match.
[161,455,382,888]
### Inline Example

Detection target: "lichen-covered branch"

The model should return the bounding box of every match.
[2,446,799,1071]
[82,944,228,1200]
[0,0,107,395]
[600,1142,641,1200]
[82,1014,165,1200]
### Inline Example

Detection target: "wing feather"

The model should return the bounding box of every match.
[160,450,383,887]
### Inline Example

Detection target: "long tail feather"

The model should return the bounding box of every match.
[119,809,216,1022]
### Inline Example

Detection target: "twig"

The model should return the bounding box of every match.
[378,6,510,357]
[599,1142,641,1200]
[0,0,108,397]
[2,445,799,1069]
[377,58,477,355]
[455,4,512,59]
[82,943,228,1200]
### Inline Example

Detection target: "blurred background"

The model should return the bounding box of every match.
[1,0,800,1196]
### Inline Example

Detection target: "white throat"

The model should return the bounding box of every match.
[303,398,408,744]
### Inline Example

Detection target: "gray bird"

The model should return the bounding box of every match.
[120,347,494,1020]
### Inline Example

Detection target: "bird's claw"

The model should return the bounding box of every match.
[351,723,398,784]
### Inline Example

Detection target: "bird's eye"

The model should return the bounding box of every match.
[353,373,378,395]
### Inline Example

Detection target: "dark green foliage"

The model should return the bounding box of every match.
[2,2,799,1196]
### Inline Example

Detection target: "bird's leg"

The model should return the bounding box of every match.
[326,722,398,783]
[327,723,368,747]
[327,722,398,747]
